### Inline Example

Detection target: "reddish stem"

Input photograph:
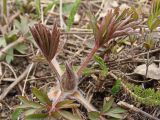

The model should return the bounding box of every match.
[77,46,99,76]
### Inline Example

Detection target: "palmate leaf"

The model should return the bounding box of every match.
[6,48,14,63]
[25,114,48,120]
[23,109,38,116]
[0,37,6,47]
[104,107,126,119]
[67,0,81,31]
[102,97,114,113]
[14,16,30,35]
[51,111,61,119]
[88,111,100,120]
[108,107,127,114]
[12,108,23,120]
[56,99,77,109]
[15,104,34,109]
[18,96,43,109]
[15,43,28,54]
[59,110,81,120]
[104,112,124,119]
[32,87,52,105]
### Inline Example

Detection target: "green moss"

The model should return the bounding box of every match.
[123,82,160,106]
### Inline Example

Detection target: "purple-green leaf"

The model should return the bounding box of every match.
[25,114,48,120]
[32,87,52,105]
[102,97,114,112]
[88,111,100,120]
[18,96,43,108]
[59,110,81,120]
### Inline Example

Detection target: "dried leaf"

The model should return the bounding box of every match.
[134,63,160,80]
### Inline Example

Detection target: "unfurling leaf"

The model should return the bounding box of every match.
[61,62,78,93]
[30,23,60,61]
[91,7,140,48]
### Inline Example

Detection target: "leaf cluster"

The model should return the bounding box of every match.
[88,97,127,120]
[89,7,139,48]
[0,16,32,63]
[12,88,80,120]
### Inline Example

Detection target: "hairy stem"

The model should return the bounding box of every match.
[49,60,62,82]
[77,46,98,76]
[51,58,63,76]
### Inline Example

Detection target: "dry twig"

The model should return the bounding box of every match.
[118,101,160,120]
[0,37,25,59]
[0,64,32,101]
